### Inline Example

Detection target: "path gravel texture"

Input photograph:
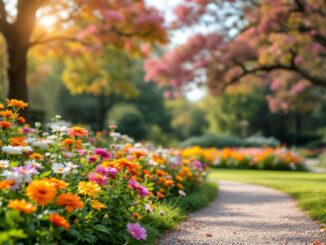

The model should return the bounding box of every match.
[160,181,326,245]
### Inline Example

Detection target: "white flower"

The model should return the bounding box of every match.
[178,190,186,197]
[144,204,154,215]
[25,160,42,169]
[24,137,37,144]
[66,162,78,175]
[0,159,10,169]
[52,163,69,176]
[31,140,52,149]
[148,159,158,166]
[21,146,33,152]
[2,146,23,155]
[50,125,69,134]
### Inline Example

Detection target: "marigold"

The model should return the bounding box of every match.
[0,110,14,119]
[78,181,101,198]
[55,193,84,213]
[17,116,26,123]
[26,179,57,205]
[0,103,3,109]
[156,191,165,199]
[29,153,44,160]
[90,199,107,210]
[45,178,69,190]
[8,199,37,214]
[49,213,70,231]
[6,99,28,109]
[176,183,184,190]
[0,179,15,189]
[9,137,27,146]
[0,121,11,129]
[68,126,88,138]
[164,179,174,187]
[133,212,142,220]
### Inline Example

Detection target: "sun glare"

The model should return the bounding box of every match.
[39,15,57,27]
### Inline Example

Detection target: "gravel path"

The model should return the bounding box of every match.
[160,181,325,245]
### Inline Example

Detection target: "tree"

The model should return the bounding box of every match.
[145,0,326,101]
[0,0,167,109]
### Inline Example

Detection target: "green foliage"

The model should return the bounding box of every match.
[108,103,147,140]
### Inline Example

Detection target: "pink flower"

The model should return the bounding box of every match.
[127,223,147,240]
[94,148,112,159]
[88,172,108,185]
[129,179,150,198]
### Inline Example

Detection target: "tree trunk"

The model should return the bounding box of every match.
[5,34,30,119]
[98,95,107,131]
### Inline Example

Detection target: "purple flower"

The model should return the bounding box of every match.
[127,223,147,240]
[95,165,118,177]
[138,185,150,198]
[128,179,150,198]
[12,166,38,183]
[194,160,203,169]
[94,148,112,159]
[88,172,108,185]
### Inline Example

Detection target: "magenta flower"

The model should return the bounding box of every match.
[88,172,108,185]
[128,179,150,198]
[95,165,118,177]
[94,148,112,159]
[127,223,147,240]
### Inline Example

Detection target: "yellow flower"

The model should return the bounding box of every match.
[78,181,101,198]
[90,200,107,210]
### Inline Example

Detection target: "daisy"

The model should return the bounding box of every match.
[0,159,10,169]
[65,162,78,175]
[52,163,69,176]
[2,146,23,155]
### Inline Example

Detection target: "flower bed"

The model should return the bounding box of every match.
[182,146,305,171]
[0,100,211,244]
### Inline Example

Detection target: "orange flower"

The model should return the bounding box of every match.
[158,188,165,193]
[113,158,141,175]
[0,103,3,109]
[62,138,74,146]
[156,169,168,176]
[156,191,165,199]
[55,193,84,213]
[176,183,184,190]
[29,153,44,160]
[45,178,69,190]
[133,212,142,220]
[176,175,184,182]
[0,179,15,189]
[6,99,28,109]
[26,180,57,205]
[90,200,107,210]
[8,199,37,214]
[68,126,88,138]
[164,179,174,187]
[0,121,11,129]
[17,116,26,123]
[9,137,27,146]
[0,110,14,119]
[49,213,70,231]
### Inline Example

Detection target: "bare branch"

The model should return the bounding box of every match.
[29,35,91,47]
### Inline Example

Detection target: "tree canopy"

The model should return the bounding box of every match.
[145,0,326,111]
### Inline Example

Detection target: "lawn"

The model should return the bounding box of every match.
[209,169,326,225]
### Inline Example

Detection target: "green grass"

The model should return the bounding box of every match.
[210,169,326,225]
[138,182,218,245]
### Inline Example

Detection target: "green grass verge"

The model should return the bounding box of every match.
[210,169,326,225]
[136,182,218,245]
